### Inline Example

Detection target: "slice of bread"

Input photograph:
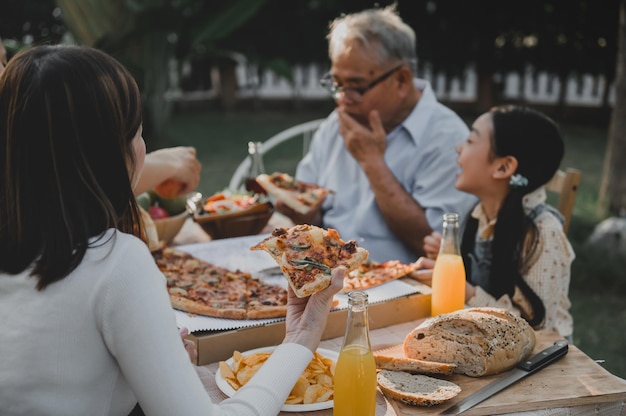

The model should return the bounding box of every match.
[377,369,461,407]
[374,354,456,375]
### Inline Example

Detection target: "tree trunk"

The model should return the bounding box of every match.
[475,70,495,113]
[599,0,626,216]
[141,33,173,140]
[602,74,615,110]
[218,60,238,112]
[555,72,569,121]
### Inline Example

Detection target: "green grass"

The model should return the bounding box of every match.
[156,109,332,196]
[160,108,626,379]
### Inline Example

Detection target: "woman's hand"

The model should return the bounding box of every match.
[179,327,198,364]
[134,146,202,196]
[283,267,345,352]
[336,108,387,163]
[423,232,442,260]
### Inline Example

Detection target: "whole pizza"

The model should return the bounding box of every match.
[153,247,288,320]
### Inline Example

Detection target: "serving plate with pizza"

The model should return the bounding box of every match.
[215,346,338,412]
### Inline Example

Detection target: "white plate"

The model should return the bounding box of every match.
[215,346,338,412]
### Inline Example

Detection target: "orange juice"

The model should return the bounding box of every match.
[333,344,377,416]
[431,253,466,316]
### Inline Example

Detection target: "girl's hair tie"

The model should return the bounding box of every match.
[509,173,528,188]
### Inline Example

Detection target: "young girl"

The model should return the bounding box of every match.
[0,45,344,416]
[418,105,574,340]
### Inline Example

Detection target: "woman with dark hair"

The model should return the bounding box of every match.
[0,45,344,415]
[417,105,574,340]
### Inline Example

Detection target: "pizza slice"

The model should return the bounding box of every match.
[250,224,369,298]
[255,172,331,214]
[341,260,423,293]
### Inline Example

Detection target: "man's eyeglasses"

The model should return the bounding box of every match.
[319,65,402,103]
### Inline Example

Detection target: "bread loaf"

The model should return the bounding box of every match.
[376,370,461,407]
[403,307,536,377]
[374,354,456,375]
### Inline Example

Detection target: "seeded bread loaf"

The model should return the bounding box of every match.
[377,370,461,407]
[374,354,456,375]
[403,307,536,377]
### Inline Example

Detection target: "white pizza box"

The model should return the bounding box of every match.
[187,280,431,366]
[173,235,432,366]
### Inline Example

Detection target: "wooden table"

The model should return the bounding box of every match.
[174,219,626,415]
[194,320,626,416]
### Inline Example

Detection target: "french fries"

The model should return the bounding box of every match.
[219,350,335,405]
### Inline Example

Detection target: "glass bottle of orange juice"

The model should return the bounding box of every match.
[431,212,466,316]
[333,291,377,416]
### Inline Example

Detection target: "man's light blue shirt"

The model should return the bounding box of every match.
[296,79,478,263]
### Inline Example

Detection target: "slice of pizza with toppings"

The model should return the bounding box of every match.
[255,172,331,214]
[341,260,423,293]
[250,224,369,298]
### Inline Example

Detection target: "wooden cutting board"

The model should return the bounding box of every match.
[374,331,626,415]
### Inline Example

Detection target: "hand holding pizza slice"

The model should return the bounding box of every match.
[251,224,368,297]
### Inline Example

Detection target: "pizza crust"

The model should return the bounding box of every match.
[247,303,288,319]
[169,296,247,320]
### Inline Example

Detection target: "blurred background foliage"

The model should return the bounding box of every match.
[1,0,620,134]
[5,0,624,216]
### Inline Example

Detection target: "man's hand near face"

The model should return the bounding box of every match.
[337,107,386,166]
[336,105,431,258]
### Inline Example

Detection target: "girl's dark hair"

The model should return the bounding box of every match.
[0,45,144,290]
[461,105,564,326]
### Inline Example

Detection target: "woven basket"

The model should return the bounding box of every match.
[193,202,273,240]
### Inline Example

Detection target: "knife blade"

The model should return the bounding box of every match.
[441,341,569,415]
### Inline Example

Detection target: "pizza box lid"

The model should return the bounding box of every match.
[187,283,430,365]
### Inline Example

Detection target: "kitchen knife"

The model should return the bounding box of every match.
[441,341,569,415]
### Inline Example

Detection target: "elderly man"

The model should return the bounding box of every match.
[276,6,477,263]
